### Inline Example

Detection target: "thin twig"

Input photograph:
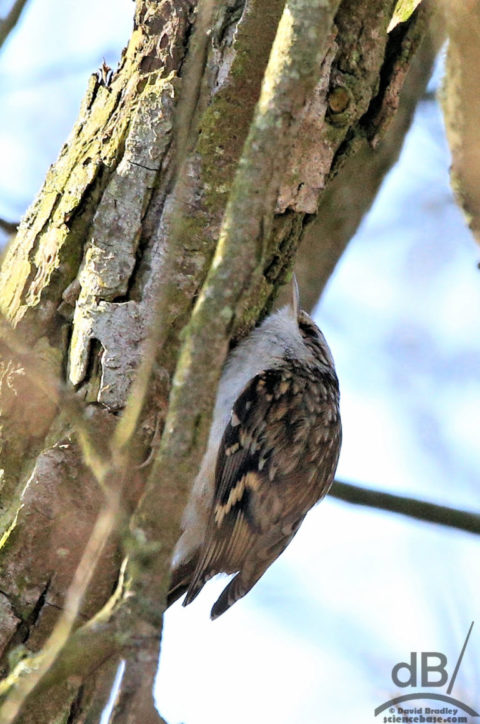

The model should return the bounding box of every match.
[0,0,31,51]
[0,218,17,235]
[330,480,480,536]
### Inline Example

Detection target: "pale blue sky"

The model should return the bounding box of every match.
[0,4,479,723]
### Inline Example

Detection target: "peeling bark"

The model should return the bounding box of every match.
[0,0,439,721]
[284,13,441,311]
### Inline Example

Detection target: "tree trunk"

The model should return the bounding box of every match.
[0,0,438,721]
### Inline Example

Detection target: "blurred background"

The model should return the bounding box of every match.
[1,1,479,722]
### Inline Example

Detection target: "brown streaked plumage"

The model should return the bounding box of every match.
[169,282,341,619]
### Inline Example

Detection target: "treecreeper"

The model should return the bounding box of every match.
[169,279,342,618]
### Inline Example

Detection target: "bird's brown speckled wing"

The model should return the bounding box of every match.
[183,361,341,609]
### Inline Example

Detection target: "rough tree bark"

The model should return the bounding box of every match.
[0,0,443,721]
[442,2,480,245]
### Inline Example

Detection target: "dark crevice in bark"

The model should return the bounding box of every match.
[176,4,196,77]
[66,684,85,724]
[361,15,420,139]
[76,338,104,399]
[59,319,74,382]
[112,170,174,305]
[212,0,247,48]
[327,5,430,183]
[327,125,359,180]
[20,578,52,646]
[61,164,108,237]
[1,578,52,673]
[264,211,305,291]
[126,170,176,303]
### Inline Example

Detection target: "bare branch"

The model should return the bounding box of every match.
[0,0,30,51]
[0,218,18,235]
[330,481,480,536]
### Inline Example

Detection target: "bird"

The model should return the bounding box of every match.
[168,278,341,619]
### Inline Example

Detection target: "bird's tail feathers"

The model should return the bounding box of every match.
[167,555,198,609]
[210,565,266,619]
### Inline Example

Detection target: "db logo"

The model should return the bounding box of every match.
[392,652,449,688]
[374,622,479,719]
